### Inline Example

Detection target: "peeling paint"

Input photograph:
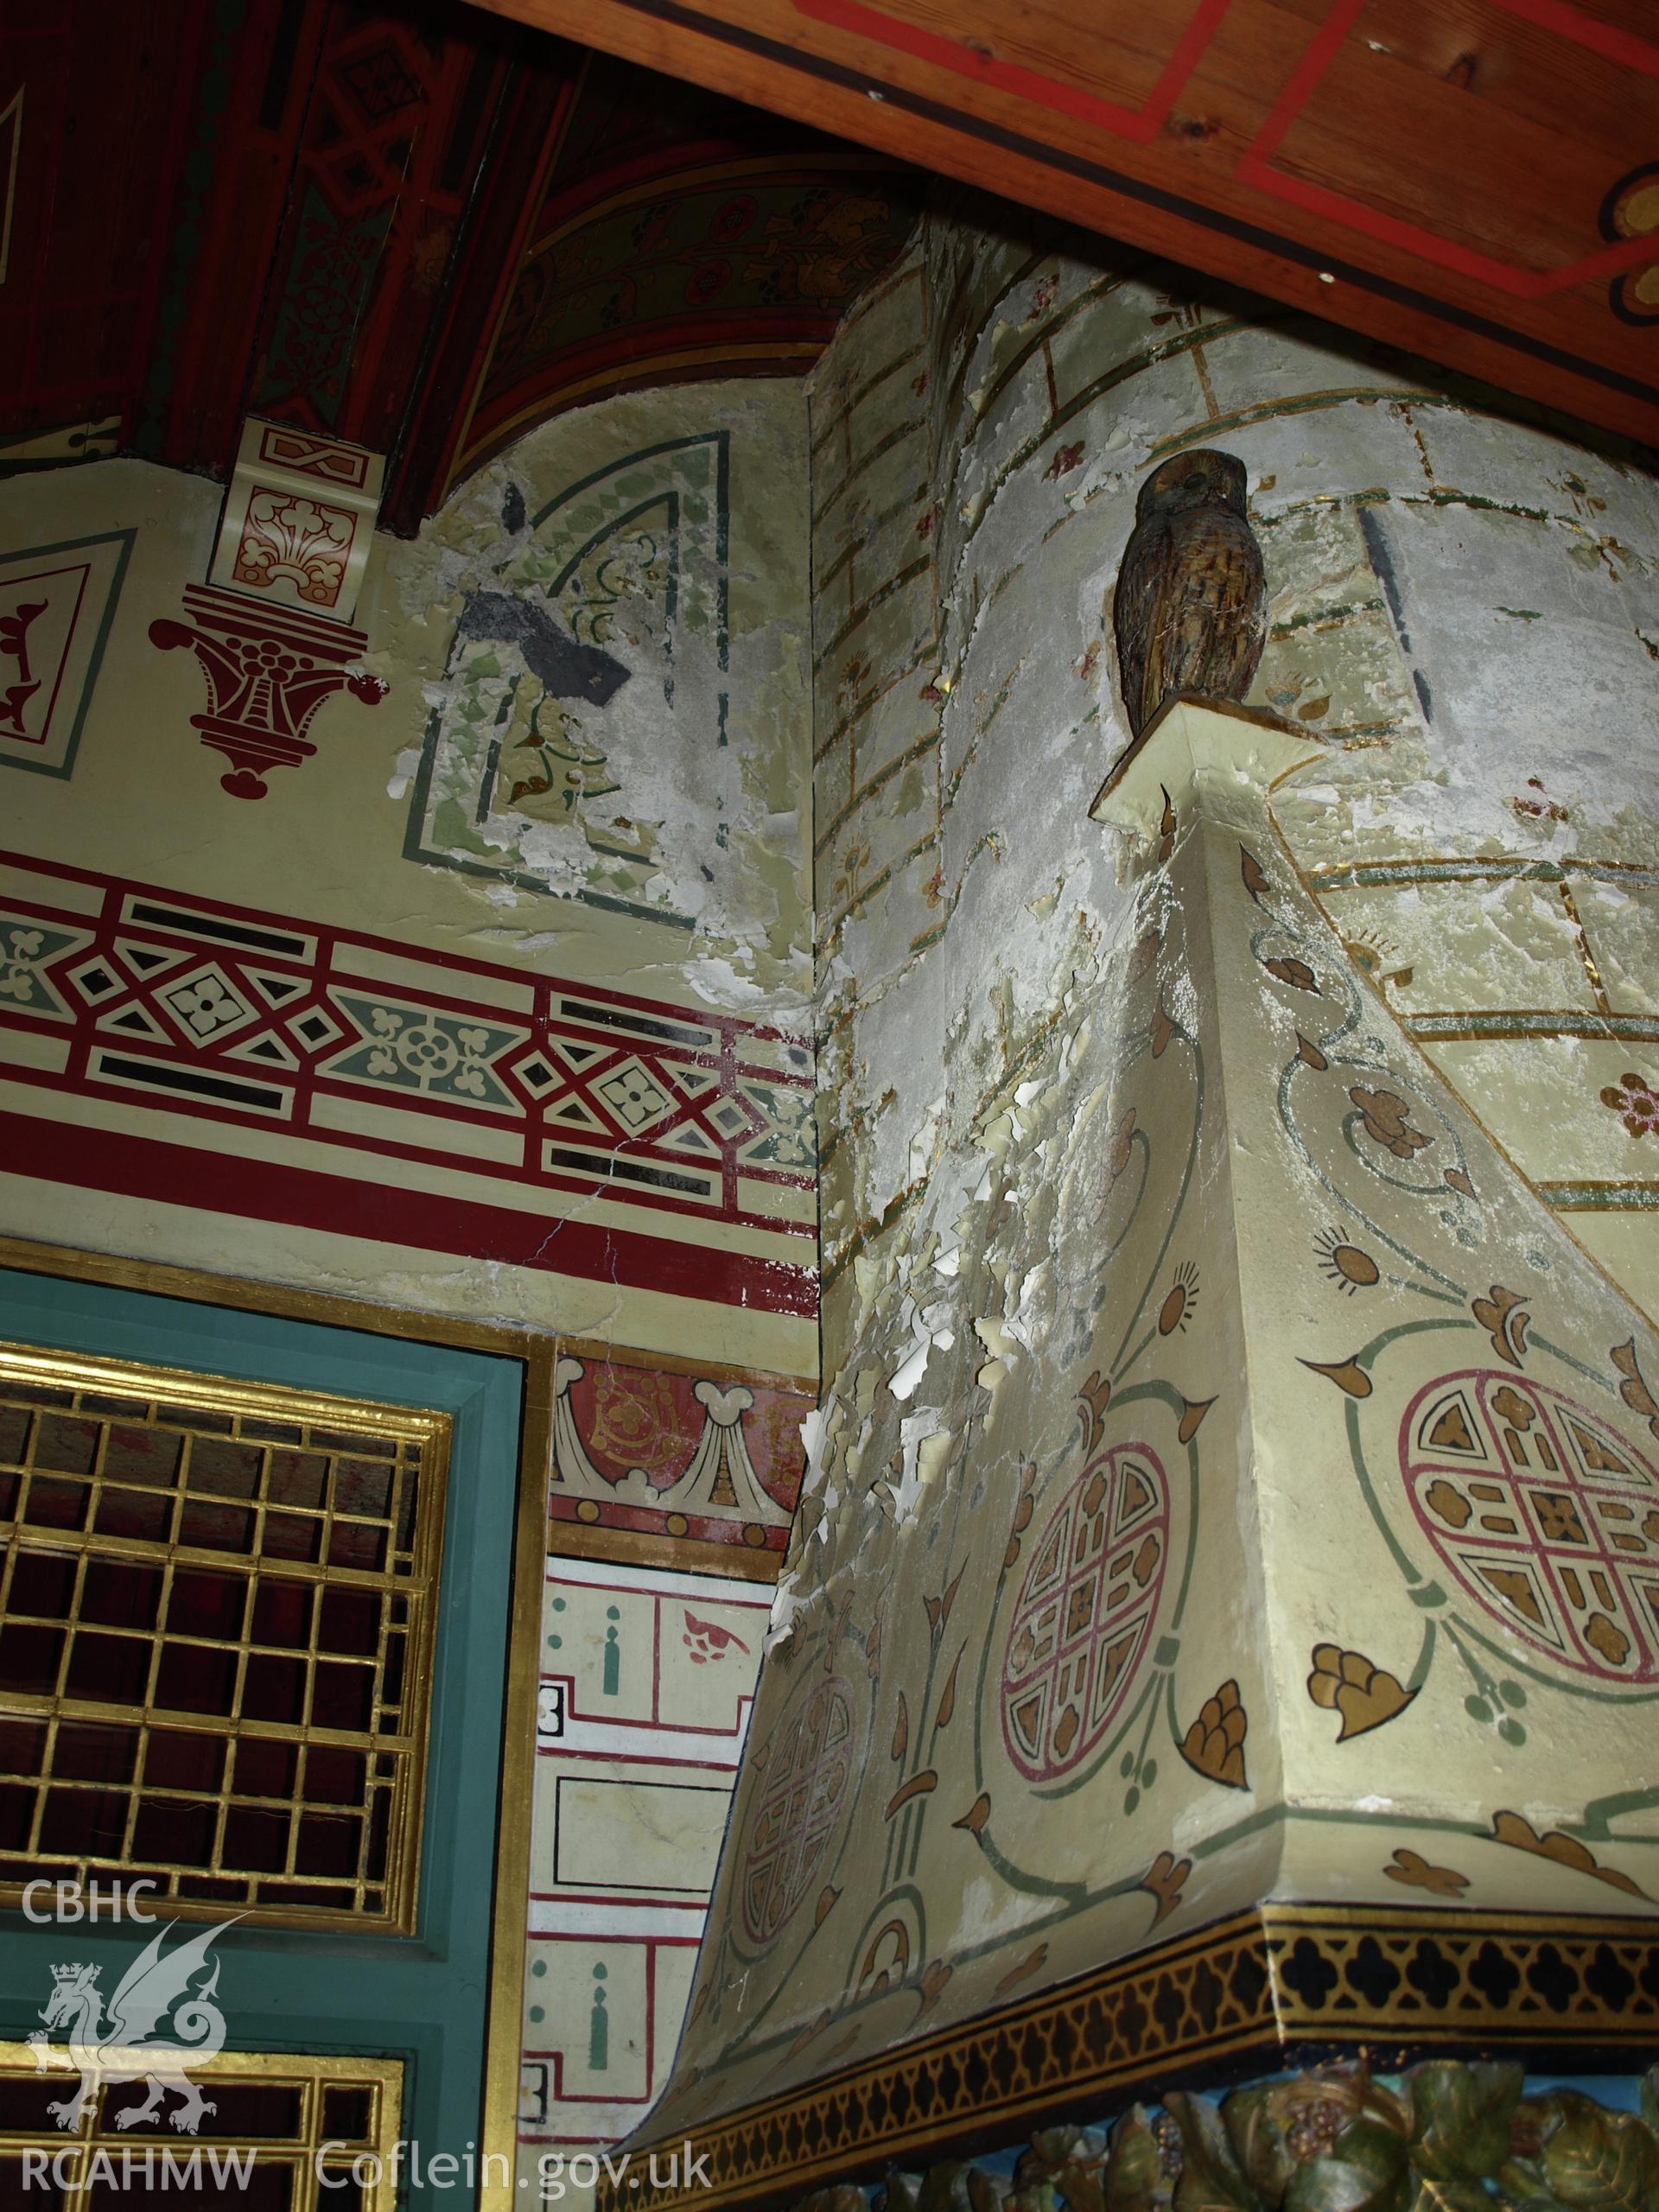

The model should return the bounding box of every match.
[645,200,1659,2131]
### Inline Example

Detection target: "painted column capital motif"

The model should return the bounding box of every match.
[148,584,386,799]
[208,419,385,626]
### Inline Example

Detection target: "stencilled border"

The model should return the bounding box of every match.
[611,1903,1659,2212]
[0,848,815,1313]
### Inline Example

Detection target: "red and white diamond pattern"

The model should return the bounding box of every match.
[0,852,811,1238]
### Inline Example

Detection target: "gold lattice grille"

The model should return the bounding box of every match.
[0,1344,448,1932]
[0,2043,404,2209]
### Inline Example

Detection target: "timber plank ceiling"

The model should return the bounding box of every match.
[3,0,1654,507]
[467,0,1659,449]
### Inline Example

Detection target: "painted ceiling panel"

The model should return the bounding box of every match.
[0,0,921,528]
[451,59,920,480]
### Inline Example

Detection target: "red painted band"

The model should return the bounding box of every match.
[792,0,1236,143]
[0,1109,817,1317]
[794,0,1659,303]
[1235,160,1659,300]
[1238,0,1659,300]
[1495,0,1659,79]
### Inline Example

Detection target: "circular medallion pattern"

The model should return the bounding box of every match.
[1401,1370,1659,1684]
[738,1675,854,1944]
[1000,1442,1169,1782]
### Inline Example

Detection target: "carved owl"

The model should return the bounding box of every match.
[1112,448,1267,736]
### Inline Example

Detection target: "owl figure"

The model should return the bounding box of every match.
[1112,448,1267,736]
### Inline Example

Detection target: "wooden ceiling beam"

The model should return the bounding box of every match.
[467,0,1659,450]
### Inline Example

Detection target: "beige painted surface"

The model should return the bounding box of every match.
[553,1780,729,1894]
[0,385,818,1369]
[6,181,1659,2164]
[654,708,1659,2136]
[0,1180,814,1374]
[3,386,811,1007]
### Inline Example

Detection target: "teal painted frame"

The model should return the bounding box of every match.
[0,1267,525,2205]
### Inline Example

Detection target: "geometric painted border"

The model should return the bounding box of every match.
[611,1903,1659,2210]
[0,1233,812,1586]
[0,530,134,779]
[0,849,815,1314]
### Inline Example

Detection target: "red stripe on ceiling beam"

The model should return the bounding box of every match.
[1237,0,1659,301]
[460,0,1659,449]
[792,0,1235,143]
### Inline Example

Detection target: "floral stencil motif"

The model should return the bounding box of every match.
[407,432,729,921]
[1600,1069,1659,1139]
[1307,1643,1416,1741]
[233,491,357,608]
[148,585,385,798]
[1490,1809,1649,1898]
[1402,1370,1659,1685]
[1263,954,1318,992]
[738,1676,856,1946]
[1000,1445,1170,1784]
[1179,1679,1248,1787]
[738,1080,817,1171]
[325,994,524,1109]
[1314,1226,1381,1294]
[506,695,620,814]
[1472,1284,1530,1369]
[1383,1847,1468,1896]
[0,919,81,1013]
[1350,1085,1432,1160]
[1614,1338,1659,1444]
[368,1013,493,1095]
[1135,1848,1189,1926]
[158,964,257,1046]
[0,926,43,1003]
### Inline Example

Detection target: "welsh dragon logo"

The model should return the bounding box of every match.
[27,1919,235,2133]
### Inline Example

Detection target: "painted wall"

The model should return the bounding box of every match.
[646,200,1659,2141]
[0,379,817,1372]
[0,374,823,2192]
[518,1554,768,2195]
[9,171,1659,2189]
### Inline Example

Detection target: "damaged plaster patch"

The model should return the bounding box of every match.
[808,202,1659,1522]
[376,380,816,1015]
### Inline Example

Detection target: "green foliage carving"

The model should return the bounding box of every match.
[809,2064,1659,2212]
